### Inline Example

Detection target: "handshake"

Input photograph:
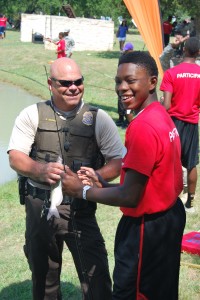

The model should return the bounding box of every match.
[61,167,103,200]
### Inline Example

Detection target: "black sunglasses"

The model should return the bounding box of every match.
[51,76,84,87]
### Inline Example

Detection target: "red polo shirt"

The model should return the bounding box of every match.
[120,102,182,217]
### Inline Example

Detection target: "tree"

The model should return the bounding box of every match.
[2,0,130,24]
[160,0,200,20]
[1,0,200,36]
[160,0,200,37]
[62,0,131,22]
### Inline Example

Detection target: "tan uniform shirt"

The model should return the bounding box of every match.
[8,100,124,162]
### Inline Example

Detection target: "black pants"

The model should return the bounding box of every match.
[112,199,186,300]
[117,96,126,117]
[164,34,170,47]
[24,195,112,300]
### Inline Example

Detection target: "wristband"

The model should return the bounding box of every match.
[82,185,91,200]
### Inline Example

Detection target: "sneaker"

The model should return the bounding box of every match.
[185,198,195,213]
[185,206,195,213]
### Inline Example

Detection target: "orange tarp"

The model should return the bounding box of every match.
[123,0,164,77]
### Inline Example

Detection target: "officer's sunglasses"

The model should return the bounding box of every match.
[51,76,84,88]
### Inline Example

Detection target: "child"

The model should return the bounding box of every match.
[55,32,66,59]
[46,32,66,59]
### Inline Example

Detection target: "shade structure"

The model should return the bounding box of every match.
[123,0,164,77]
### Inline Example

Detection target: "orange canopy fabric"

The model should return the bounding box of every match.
[123,0,164,77]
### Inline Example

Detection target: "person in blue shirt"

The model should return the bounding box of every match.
[116,19,128,51]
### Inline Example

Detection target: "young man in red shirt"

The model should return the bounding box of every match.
[61,51,186,300]
[163,16,173,47]
[160,37,200,213]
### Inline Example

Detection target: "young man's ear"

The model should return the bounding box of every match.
[150,76,158,90]
[148,76,157,94]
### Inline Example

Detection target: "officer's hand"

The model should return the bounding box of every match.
[39,162,64,185]
[61,168,83,198]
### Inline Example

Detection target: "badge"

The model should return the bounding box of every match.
[82,111,93,126]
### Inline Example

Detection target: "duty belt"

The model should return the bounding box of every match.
[27,183,50,201]
[27,182,72,204]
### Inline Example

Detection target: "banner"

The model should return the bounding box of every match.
[123,0,164,77]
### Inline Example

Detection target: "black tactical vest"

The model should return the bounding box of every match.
[31,100,105,213]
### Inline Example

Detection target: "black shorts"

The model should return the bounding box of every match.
[172,117,199,170]
[112,199,186,300]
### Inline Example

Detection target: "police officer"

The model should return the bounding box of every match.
[8,57,123,300]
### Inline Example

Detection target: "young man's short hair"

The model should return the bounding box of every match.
[118,51,158,77]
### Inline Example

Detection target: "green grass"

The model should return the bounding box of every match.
[0,30,200,299]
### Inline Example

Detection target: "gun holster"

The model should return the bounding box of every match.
[18,175,28,205]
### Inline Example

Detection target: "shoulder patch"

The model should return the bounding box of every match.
[82,111,93,126]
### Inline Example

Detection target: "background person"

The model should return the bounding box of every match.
[171,20,178,37]
[55,32,66,58]
[8,57,123,300]
[0,14,7,38]
[46,32,66,59]
[176,20,191,55]
[116,19,128,52]
[188,17,196,37]
[122,42,134,54]
[64,28,75,58]
[163,15,173,47]
[159,33,193,204]
[159,31,189,72]
[116,42,134,128]
[160,37,200,213]
[61,51,186,300]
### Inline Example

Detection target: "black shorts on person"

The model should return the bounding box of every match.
[112,199,186,300]
[172,117,199,170]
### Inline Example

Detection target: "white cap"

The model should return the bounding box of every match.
[64,28,70,33]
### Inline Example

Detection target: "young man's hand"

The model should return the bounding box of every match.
[77,167,102,188]
[61,168,83,198]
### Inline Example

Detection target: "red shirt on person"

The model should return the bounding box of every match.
[120,102,182,217]
[0,16,7,27]
[163,20,173,35]
[56,39,66,59]
[160,62,200,124]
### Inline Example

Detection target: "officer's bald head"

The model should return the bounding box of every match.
[50,58,82,79]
